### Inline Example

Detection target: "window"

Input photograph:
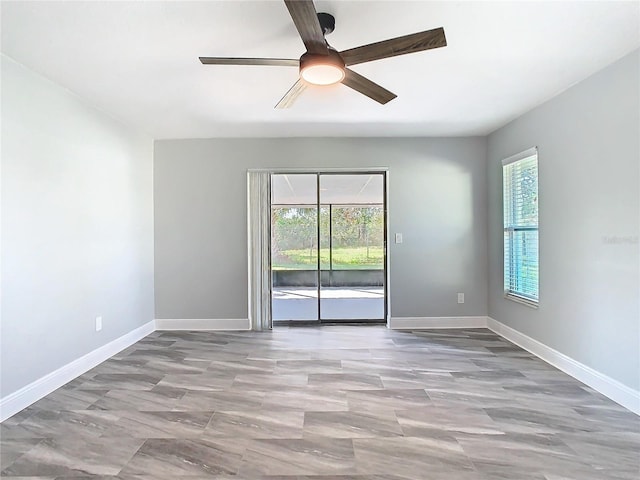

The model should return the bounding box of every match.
[503,147,538,306]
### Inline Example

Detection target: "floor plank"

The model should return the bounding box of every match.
[1,326,638,479]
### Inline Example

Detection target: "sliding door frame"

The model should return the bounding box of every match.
[256,167,390,326]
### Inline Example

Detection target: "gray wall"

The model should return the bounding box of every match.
[487,50,640,390]
[0,56,155,398]
[154,137,488,320]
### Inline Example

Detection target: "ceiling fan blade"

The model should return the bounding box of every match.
[341,69,397,105]
[284,0,328,55]
[199,57,299,67]
[340,27,446,66]
[275,79,307,109]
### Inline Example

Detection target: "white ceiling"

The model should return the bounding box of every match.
[2,1,638,139]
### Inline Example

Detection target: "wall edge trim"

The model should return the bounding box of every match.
[0,320,155,422]
[155,318,250,331]
[388,316,488,330]
[487,316,640,415]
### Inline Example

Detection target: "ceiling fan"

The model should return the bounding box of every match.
[199,0,447,108]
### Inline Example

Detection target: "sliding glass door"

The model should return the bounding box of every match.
[318,174,385,321]
[271,174,319,321]
[271,172,386,324]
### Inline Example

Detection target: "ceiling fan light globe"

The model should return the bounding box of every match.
[299,51,346,86]
[301,64,345,85]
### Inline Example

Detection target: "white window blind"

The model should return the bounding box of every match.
[503,148,538,306]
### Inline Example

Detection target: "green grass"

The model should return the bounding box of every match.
[273,246,383,270]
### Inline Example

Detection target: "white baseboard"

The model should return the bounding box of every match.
[0,320,155,422]
[487,317,640,415]
[388,316,488,330]
[155,318,250,331]
[388,314,639,414]
[2,315,637,421]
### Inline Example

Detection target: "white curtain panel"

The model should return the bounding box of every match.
[247,171,272,331]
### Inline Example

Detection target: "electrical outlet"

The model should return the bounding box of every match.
[395,233,403,244]
[95,316,102,332]
[457,293,464,304]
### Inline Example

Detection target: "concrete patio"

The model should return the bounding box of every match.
[272,286,385,322]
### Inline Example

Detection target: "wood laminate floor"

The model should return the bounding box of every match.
[1,326,638,479]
